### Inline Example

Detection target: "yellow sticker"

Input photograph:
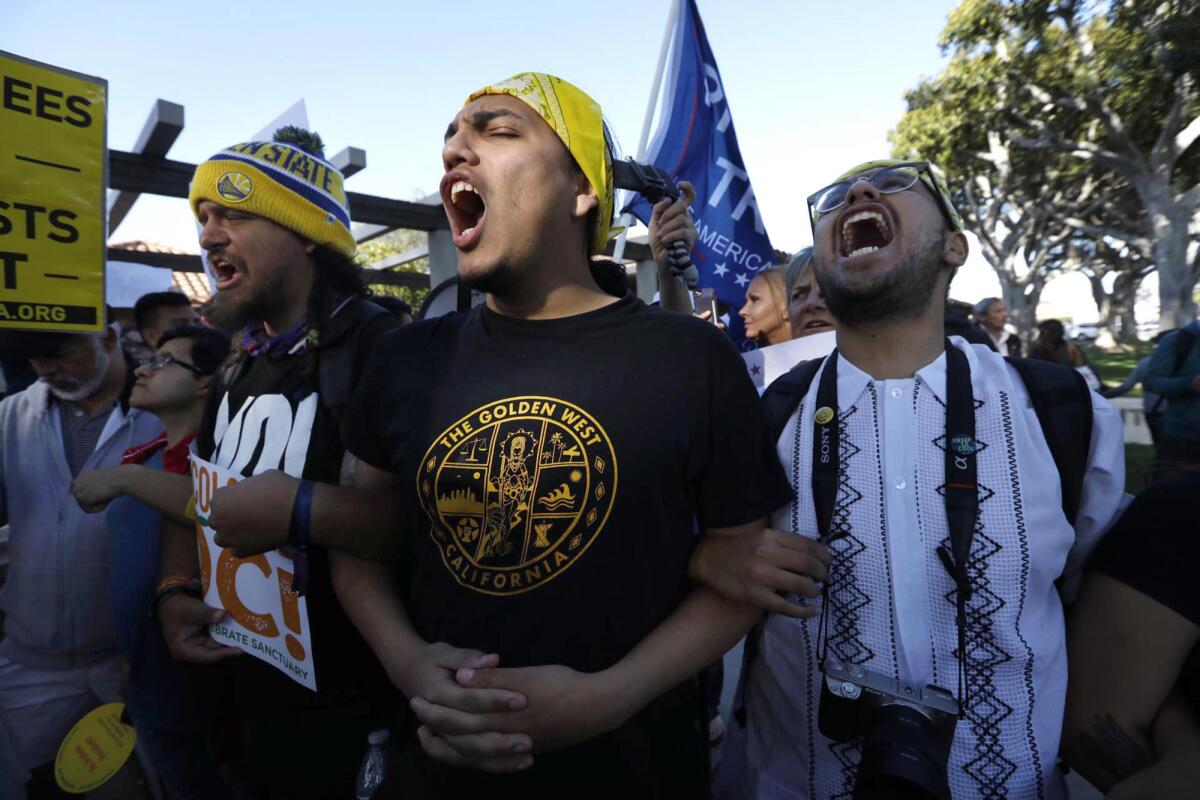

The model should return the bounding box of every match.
[54,702,137,794]
[814,406,835,425]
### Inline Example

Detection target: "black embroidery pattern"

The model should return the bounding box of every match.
[1000,391,1046,798]
[873,386,900,671]
[935,397,1018,798]
[824,393,871,799]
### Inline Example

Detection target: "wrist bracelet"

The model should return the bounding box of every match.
[154,579,203,629]
[156,576,198,596]
[287,479,315,596]
[288,480,315,549]
[154,578,202,605]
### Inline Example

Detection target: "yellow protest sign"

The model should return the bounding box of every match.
[54,703,136,794]
[0,50,106,332]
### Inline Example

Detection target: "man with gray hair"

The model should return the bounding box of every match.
[973,296,1022,357]
[0,326,161,797]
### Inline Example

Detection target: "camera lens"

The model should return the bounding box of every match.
[852,703,953,800]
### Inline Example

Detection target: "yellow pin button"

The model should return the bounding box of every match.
[55,702,137,794]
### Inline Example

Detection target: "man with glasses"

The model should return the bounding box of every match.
[71,324,231,798]
[0,326,163,797]
[697,159,1126,798]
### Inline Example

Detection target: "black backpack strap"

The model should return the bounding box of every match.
[316,297,391,425]
[1005,356,1093,525]
[761,358,826,445]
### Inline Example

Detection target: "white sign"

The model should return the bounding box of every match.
[190,452,316,690]
[105,260,175,308]
[741,331,837,391]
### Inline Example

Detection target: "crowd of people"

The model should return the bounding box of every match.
[0,70,1198,800]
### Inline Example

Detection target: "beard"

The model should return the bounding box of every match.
[46,343,111,402]
[459,259,520,297]
[815,229,946,327]
[204,273,284,333]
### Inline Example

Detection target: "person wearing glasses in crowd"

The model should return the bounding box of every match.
[0,325,163,798]
[72,324,231,798]
[696,159,1126,798]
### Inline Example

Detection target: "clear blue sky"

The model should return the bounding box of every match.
[5,0,961,252]
[17,0,1113,313]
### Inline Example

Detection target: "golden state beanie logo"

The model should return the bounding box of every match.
[418,396,617,596]
[189,137,356,257]
[216,171,253,203]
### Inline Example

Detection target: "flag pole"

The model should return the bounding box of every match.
[612,0,680,264]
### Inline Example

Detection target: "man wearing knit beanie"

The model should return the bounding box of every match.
[156,127,399,798]
[287,73,794,797]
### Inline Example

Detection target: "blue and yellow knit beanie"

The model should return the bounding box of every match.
[189,127,356,257]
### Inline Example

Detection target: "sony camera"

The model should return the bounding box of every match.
[818,658,959,800]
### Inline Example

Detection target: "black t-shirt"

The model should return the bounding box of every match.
[343,294,791,675]
[1088,471,1200,627]
[196,307,396,790]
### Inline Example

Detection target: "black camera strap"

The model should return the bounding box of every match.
[811,340,978,714]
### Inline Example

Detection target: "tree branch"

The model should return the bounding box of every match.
[1178,113,1200,162]
[1064,219,1152,258]
[1005,109,1131,174]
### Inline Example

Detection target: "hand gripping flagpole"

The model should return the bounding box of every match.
[611,0,680,265]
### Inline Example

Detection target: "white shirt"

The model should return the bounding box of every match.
[718,338,1125,800]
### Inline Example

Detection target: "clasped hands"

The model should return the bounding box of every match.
[405,526,829,773]
[396,642,628,773]
[205,472,831,771]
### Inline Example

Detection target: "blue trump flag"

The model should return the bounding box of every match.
[622,0,776,348]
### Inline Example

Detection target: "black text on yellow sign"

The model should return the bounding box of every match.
[0,50,106,332]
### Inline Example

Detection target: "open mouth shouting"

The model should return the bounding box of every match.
[838,205,895,260]
[441,171,488,249]
[209,254,242,291]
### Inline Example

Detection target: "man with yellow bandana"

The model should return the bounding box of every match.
[693,159,1125,798]
[312,73,792,796]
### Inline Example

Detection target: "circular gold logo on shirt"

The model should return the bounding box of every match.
[418,396,618,596]
[814,406,835,425]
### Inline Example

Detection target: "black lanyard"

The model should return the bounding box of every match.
[811,340,978,710]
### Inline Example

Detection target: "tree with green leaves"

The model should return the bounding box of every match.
[940,0,1200,329]
[891,36,1084,341]
[357,228,430,311]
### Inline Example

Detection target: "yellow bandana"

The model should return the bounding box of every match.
[466,72,614,255]
[827,159,963,231]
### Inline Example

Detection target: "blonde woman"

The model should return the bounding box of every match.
[739,266,791,346]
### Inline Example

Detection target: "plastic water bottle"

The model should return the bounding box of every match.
[354,729,395,799]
